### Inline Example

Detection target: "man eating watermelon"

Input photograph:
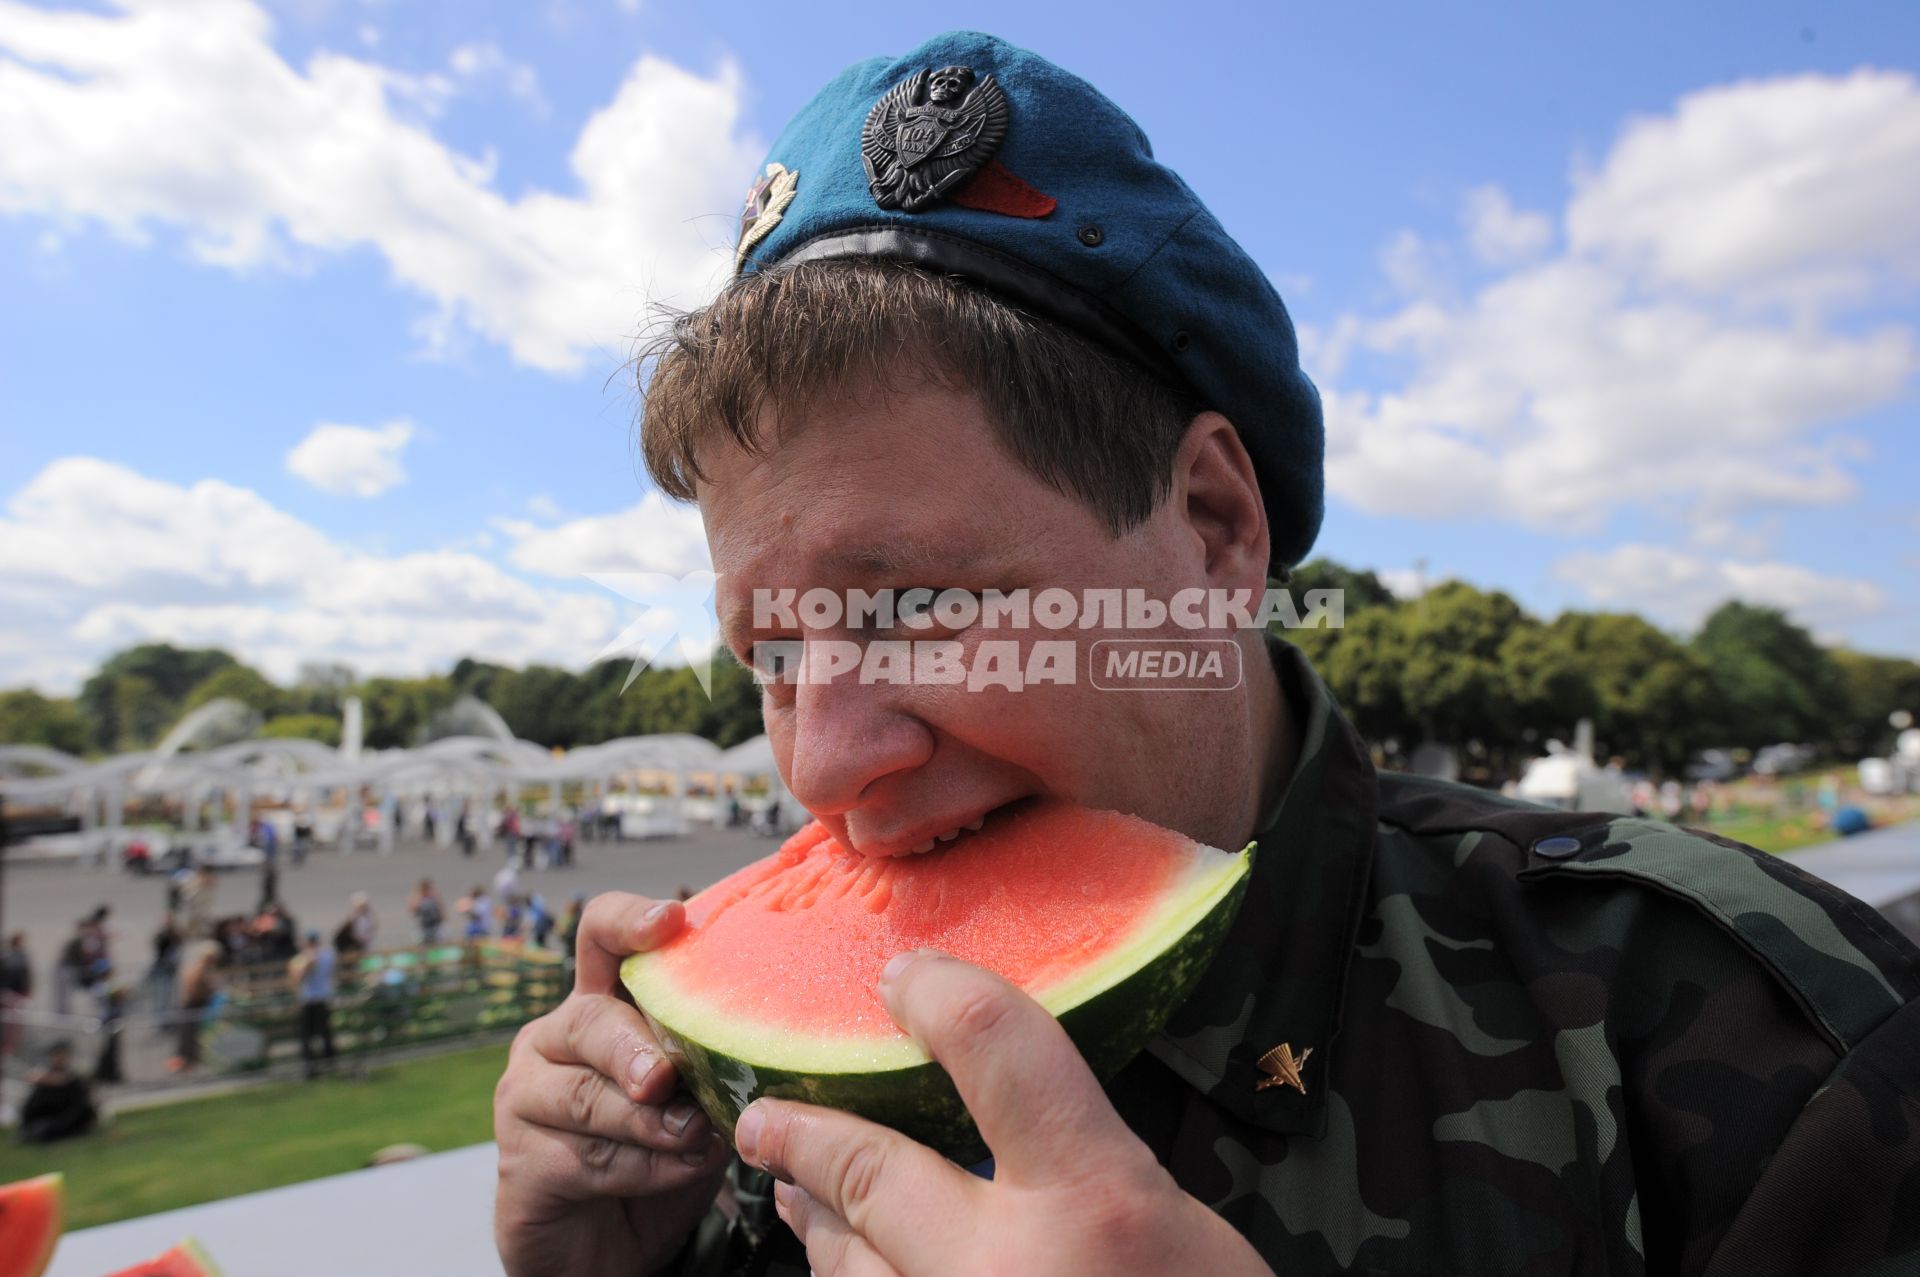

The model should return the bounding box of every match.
[492,31,1920,1277]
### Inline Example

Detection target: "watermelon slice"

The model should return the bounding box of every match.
[101,1239,221,1277]
[0,1172,62,1277]
[623,800,1252,1160]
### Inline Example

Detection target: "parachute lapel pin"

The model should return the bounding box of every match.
[1255,1043,1312,1095]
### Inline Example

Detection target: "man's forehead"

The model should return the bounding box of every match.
[715,522,1008,589]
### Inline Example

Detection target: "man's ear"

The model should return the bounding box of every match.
[1170,411,1271,593]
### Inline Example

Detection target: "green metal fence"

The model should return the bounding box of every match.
[206,944,567,1072]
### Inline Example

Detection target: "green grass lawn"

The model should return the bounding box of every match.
[0,1042,510,1229]
[1707,814,1846,854]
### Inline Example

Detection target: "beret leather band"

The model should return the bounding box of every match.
[780,225,1185,389]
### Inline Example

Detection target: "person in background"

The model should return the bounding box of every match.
[500,895,526,943]
[168,937,222,1073]
[92,986,128,1084]
[457,803,476,858]
[145,916,181,1014]
[338,890,377,956]
[289,930,337,1080]
[411,878,446,946]
[556,813,576,869]
[493,853,521,905]
[180,864,217,938]
[529,893,555,951]
[253,900,300,964]
[557,894,584,957]
[292,807,313,867]
[463,886,493,941]
[0,933,31,1062]
[18,1040,96,1144]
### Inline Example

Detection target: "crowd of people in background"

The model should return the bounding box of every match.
[3,809,599,1142]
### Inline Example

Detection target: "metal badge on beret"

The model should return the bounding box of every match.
[735,161,799,273]
[861,65,1009,212]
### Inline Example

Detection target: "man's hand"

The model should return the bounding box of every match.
[494,893,729,1277]
[735,950,1274,1277]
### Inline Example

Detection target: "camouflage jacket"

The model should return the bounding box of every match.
[677,643,1920,1276]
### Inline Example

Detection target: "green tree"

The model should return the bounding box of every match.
[1831,649,1920,755]
[104,674,172,751]
[489,665,589,747]
[356,676,457,749]
[183,664,284,717]
[78,643,237,750]
[1301,606,1417,750]
[1284,558,1398,614]
[259,713,343,746]
[1538,612,1716,774]
[1397,581,1530,750]
[1498,620,1598,750]
[0,690,90,755]
[1692,602,1844,749]
[290,662,356,717]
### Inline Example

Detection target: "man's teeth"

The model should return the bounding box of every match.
[905,815,990,856]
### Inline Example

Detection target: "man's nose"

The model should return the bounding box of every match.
[783,651,931,816]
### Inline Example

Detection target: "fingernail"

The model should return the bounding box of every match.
[643,902,670,927]
[680,1137,715,1166]
[734,1103,765,1164]
[880,950,919,984]
[663,1103,697,1136]
[627,1051,658,1094]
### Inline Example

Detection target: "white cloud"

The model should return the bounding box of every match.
[1553,543,1887,633]
[1462,185,1551,267]
[1378,229,1443,299]
[285,419,414,496]
[447,41,545,114]
[1323,70,1920,539]
[498,492,710,577]
[0,457,635,692]
[0,0,763,372]
[1567,70,1920,308]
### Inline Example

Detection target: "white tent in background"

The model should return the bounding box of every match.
[713,734,801,834]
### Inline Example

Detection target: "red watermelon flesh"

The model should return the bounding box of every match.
[628,798,1251,1081]
[101,1239,220,1277]
[0,1173,61,1277]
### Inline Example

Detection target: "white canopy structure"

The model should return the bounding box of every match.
[1,708,750,855]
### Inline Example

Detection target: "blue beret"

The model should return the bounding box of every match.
[736,30,1324,571]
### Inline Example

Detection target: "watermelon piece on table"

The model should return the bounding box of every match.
[624,799,1252,1161]
[0,1172,62,1277]
[100,1239,221,1277]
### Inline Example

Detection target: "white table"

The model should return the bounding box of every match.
[47,1143,504,1277]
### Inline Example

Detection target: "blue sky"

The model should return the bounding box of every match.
[1,0,1916,693]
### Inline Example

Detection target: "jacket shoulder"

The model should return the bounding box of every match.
[1376,773,1920,1053]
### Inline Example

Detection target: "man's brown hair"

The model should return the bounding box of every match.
[638,259,1201,533]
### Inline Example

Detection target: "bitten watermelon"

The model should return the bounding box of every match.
[622,800,1251,1161]
[0,1172,62,1277]
[102,1239,221,1277]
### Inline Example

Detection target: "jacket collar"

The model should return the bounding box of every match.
[1144,638,1379,1137]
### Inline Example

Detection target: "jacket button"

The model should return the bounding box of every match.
[1533,836,1582,859]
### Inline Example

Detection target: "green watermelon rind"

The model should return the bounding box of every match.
[627,843,1253,1164]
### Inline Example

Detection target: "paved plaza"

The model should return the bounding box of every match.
[1,827,780,1015]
